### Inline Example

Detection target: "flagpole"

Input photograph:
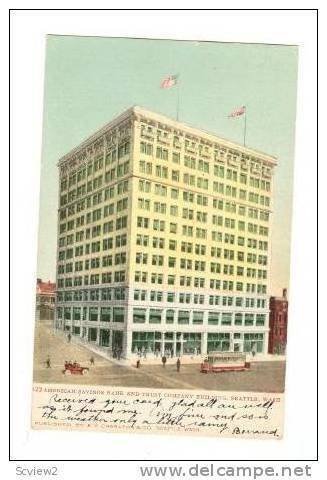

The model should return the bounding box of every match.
[243,106,247,146]
[176,76,180,121]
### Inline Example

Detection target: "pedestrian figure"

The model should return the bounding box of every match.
[162,355,167,368]
[136,359,141,369]
[46,356,51,368]
[67,333,71,343]
[251,348,256,358]
[117,348,122,360]
[90,356,95,366]
[176,358,181,372]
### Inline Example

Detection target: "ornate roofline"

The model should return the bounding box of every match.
[58,105,277,172]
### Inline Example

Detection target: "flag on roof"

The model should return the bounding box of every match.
[228,105,246,118]
[160,74,179,89]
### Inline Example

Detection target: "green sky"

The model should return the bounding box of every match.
[37,35,298,296]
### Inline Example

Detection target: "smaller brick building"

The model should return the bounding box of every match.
[268,289,288,354]
[36,278,56,321]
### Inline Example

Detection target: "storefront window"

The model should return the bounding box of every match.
[132,331,161,353]
[207,333,231,352]
[243,333,264,352]
[183,333,201,354]
[100,329,110,346]
[88,327,97,342]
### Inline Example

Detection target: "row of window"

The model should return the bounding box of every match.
[59,214,128,234]
[135,234,268,251]
[57,287,126,302]
[137,197,270,221]
[57,305,124,323]
[57,305,266,327]
[57,270,126,288]
[132,308,266,326]
[56,287,267,307]
[60,178,129,208]
[136,216,269,237]
[60,197,129,221]
[135,249,267,263]
[135,254,267,276]
[139,139,272,184]
[138,161,271,202]
[133,273,267,293]
[134,290,266,308]
[60,141,131,191]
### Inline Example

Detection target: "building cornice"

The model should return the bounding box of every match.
[57,105,277,174]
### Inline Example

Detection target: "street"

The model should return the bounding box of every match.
[33,322,286,392]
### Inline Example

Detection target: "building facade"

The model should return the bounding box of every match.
[36,278,56,321]
[268,289,288,354]
[55,106,277,358]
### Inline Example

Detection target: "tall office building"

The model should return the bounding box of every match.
[55,106,277,359]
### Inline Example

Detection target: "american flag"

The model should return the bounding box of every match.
[228,105,246,118]
[160,74,179,89]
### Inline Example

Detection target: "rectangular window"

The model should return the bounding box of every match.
[113,307,125,323]
[89,307,98,322]
[100,307,111,322]
[166,310,175,324]
[208,312,219,325]
[178,310,190,325]
[149,309,162,324]
[221,312,232,325]
[193,311,204,325]
[133,308,146,323]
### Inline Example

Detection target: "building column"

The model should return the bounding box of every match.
[172,332,177,357]
[263,331,269,355]
[123,328,132,358]
[108,328,113,354]
[201,331,208,356]
[160,332,165,356]
[96,327,101,346]
[180,333,184,356]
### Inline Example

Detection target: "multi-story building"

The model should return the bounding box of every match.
[36,278,56,321]
[55,106,277,359]
[268,289,288,354]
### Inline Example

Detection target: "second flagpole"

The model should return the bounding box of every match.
[176,75,180,121]
[243,106,247,146]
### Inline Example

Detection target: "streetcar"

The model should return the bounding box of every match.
[200,352,250,373]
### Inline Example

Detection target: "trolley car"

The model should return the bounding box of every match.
[200,352,250,373]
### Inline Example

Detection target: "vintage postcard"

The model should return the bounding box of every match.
[32,35,298,439]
